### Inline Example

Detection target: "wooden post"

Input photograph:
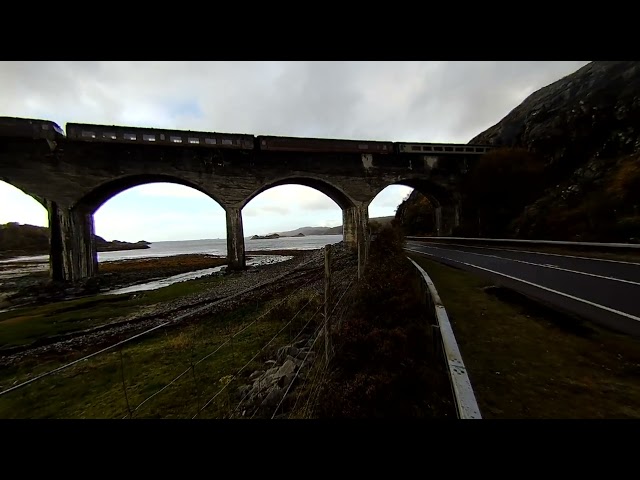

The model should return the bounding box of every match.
[357,240,361,280]
[324,244,332,364]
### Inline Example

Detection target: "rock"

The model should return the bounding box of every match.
[264,360,276,366]
[237,385,251,398]
[249,370,264,381]
[277,345,299,362]
[260,387,285,408]
[276,359,296,379]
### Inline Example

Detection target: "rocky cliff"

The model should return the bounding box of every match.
[397,61,640,242]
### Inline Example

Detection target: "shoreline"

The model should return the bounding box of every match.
[0,250,314,312]
[0,245,341,364]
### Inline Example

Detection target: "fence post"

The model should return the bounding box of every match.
[324,244,332,364]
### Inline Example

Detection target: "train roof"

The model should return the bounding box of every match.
[65,122,253,138]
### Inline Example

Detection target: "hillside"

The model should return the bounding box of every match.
[0,223,151,258]
[397,61,640,242]
[272,216,395,237]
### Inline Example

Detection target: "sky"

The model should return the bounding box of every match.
[0,61,589,242]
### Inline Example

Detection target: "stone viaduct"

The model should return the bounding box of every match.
[0,117,492,282]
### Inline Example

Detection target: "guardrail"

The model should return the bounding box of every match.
[407,257,482,419]
[406,236,640,253]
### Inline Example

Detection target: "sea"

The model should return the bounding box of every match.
[0,235,343,296]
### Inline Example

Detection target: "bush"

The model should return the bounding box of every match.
[314,225,453,418]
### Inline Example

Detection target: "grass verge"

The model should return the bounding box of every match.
[408,253,640,419]
[307,226,456,418]
[0,284,323,419]
[0,274,225,350]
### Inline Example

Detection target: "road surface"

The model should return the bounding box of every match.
[405,240,640,337]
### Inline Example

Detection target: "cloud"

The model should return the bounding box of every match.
[133,183,212,200]
[0,182,48,227]
[0,61,590,240]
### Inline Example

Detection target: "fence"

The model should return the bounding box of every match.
[1,244,479,419]
[0,247,357,419]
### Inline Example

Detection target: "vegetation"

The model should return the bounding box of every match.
[395,192,435,236]
[0,285,322,419]
[0,274,226,350]
[407,253,640,418]
[458,148,547,237]
[312,225,455,418]
[519,153,640,241]
[395,147,640,242]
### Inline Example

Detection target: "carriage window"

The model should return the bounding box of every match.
[188,138,200,144]
[124,133,136,141]
[81,131,96,139]
[465,147,474,152]
[41,124,49,130]
[103,132,117,140]
[475,147,484,152]
[455,147,464,152]
[411,145,421,151]
[143,134,156,141]
[170,136,183,143]
[358,144,369,149]
[205,138,217,145]
[221,139,233,145]
[423,146,433,151]
[444,146,454,152]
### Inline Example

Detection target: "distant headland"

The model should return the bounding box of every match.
[0,222,151,259]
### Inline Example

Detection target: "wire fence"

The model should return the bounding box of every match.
[0,246,358,419]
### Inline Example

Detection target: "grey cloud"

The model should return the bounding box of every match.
[299,197,340,211]
[0,61,589,144]
[260,205,291,215]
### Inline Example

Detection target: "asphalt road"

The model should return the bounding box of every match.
[405,240,640,336]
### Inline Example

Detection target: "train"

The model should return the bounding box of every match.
[0,117,492,155]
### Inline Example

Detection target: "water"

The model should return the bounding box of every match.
[0,234,343,280]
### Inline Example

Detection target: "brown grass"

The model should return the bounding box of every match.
[100,254,226,275]
[312,226,455,418]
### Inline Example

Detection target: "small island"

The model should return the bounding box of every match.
[250,233,280,240]
[250,232,306,240]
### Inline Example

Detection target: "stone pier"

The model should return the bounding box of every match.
[343,203,370,278]
[48,201,98,282]
[226,206,246,270]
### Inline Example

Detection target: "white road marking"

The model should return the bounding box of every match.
[406,242,640,286]
[405,247,640,323]
[407,239,640,266]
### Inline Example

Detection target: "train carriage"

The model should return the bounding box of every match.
[258,135,394,154]
[0,117,65,141]
[65,123,255,150]
[397,142,492,154]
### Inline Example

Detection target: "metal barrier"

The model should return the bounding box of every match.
[408,257,482,419]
